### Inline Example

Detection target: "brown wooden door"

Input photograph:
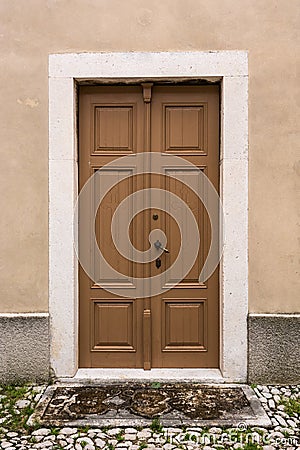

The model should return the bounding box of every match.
[78,85,219,368]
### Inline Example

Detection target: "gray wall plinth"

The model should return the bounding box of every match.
[0,315,50,384]
[248,314,300,384]
[1,313,299,384]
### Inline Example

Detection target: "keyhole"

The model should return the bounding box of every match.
[156,258,161,269]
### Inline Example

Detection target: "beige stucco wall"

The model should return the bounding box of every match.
[0,0,299,313]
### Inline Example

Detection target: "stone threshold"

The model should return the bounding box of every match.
[61,368,227,383]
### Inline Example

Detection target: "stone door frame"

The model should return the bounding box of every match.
[49,51,248,381]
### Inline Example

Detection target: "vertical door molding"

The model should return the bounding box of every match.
[141,82,153,370]
[49,51,248,381]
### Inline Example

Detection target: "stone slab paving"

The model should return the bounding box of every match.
[27,383,270,428]
[0,384,299,449]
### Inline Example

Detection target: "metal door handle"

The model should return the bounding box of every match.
[154,240,169,253]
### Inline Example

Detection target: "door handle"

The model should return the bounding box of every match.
[154,240,169,253]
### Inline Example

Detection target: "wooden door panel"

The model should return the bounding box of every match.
[79,86,144,368]
[91,299,136,351]
[79,85,219,369]
[163,168,208,287]
[151,86,219,368]
[94,106,134,152]
[165,104,207,153]
[162,298,207,351]
[94,168,135,286]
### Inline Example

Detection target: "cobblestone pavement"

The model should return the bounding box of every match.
[0,384,299,449]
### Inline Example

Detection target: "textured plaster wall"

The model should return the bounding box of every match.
[0,0,299,313]
[248,315,300,384]
[0,315,49,383]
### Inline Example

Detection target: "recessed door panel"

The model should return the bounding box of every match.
[94,168,135,285]
[165,105,207,153]
[94,105,134,153]
[91,300,136,351]
[162,298,207,351]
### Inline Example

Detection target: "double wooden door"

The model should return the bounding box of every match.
[79,84,219,369]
